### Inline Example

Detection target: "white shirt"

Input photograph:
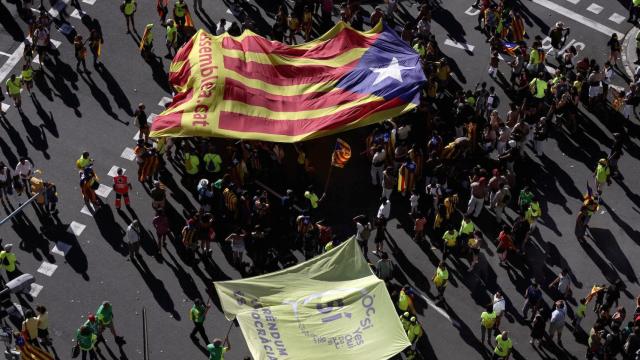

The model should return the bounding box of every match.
[410,194,419,208]
[15,161,33,178]
[493,295,506,315]
[126,224,140,244]
[372,150,386,165]
[377,200,391,219]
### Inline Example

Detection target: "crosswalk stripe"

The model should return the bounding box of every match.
[51,241,72,256]
[586,3,603,14]
[29,283,44,298]
[67,221,86,236]
[80,205,94,216]
[107,165,125,177]
[70,9,85,19]
[609,13,626,24]
[531,0,624,38]
[95,184,113,198]
[443,39,475,52]
[566,0,580,4]
[48,0,69,18]
[121,147,136,161]
[1,103,9,113]
[37,261,58,277]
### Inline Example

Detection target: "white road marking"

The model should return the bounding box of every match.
[226,8,232,14]
[0,43,25,83]
[531,0,624,38]
[1,103,9,113]
[80,205,94,216]
[414,291,451,322]
[609,13,626,24]
[133,113,157,140]
[37,261,58,277]
[32,39,62,65]
[67,221,86,236]
[121,147,136,161]
[29,283,44,298]
[444,39,475,52]
[566,0,580,4]
[95,184,112,198]
[51,241,72,256]
[216,21,232,31]
[464,6,480,16]
[107,165,124,177]
[158,96,172,107]
[0,51,10,57]
[82,0,96,4]
[586,3,603,14]
[70,9,85,19]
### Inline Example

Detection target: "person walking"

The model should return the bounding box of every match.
[112,168,132,209]
[522,280,542,320]
[530,312,546,346]
[126,220,141,260]
[207,338,230,360]
[21,63,33,95]
[96,301,124,344]
[549,269,572,300]
[121,0,137,33]
[152,209,170,250]
[15,158,33,196]
[21,310,39,346]
[189,298,210,344]
[496,225,515,266]
[0,244,18,282]
[36,305,51,345]
[493,331,513,359]
[76,325,98,360]
[432,262,449,302]
[5,74,23,113]
[74,35,89,73]
[594,158,611,196]
[88,29,103,66]
[173,0,188,28]
[480,306,497,346]
[467,177,486,218]
[370,146,386,186]
[165,19,177,58]
[548,300,568,345]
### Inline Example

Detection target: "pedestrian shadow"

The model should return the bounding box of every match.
[19,111,50,159]
[40,215,90,281]
[588,227,638,284]
[33,70,55,101]
[0,116,29,159]
[131,254,180,320]
[0,2,26,41]
[164,248,202,310]
[516,1,551,34]
[79,71,127,124]
[93,205,129,256]
[7,205,53,262]
[95,64,134,117]
[578,240,620,284]
[441,303,493,360]
[0,132,19,168]
[141,53,171,94]
[192,0,215,32]
[31,92,59,138]
[42,60,82,117]
[600,201,640,249]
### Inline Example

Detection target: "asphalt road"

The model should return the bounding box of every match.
[0,0,639,359]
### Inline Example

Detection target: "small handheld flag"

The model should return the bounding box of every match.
[331,138,351,168]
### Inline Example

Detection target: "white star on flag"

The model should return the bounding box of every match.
[370,57,413,86]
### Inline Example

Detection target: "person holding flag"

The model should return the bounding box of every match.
[207,338,231,360]
[140,24,154,60]
[157,0,169,25]
[189,298,211,344]
[173,0,189,29]
[331,138,351,168]
[88,28,103,66]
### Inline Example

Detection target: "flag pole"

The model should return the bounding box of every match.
[323,140,337,196]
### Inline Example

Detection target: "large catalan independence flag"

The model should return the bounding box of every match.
[151,21,426,142]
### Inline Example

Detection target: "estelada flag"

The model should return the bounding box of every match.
[331,138,351,168]
[139,25,152,51]
[17,332,54,360]
[500,41,519,57]
[184,10,194,28]
[151,21,426,142]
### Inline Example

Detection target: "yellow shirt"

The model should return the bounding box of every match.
[442,230,458,247]
[22,318,38,339]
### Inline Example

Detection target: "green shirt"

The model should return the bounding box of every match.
[76,330,97,351]
[481,311,496,329]
[459,220,475,235]
[442,230,458,247]
[174,1,186,17]
[84,320,99,334]
[5,78,21,95]
[96,304,113,325]
[0,251,17,272]
[207,344,227,360]
[576,303,587,318]
[190,305,206,324]
[304,191,318,208]
[123,0,136,15]
[185,153,200,175]
[595,164,610,183]
[494,335,512,356]
[519,190,533,207]
[407,322,422,343]
[21,68,33,82]
[166,24,177,43]
[203,153,222,173]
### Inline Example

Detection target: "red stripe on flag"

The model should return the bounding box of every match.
[221,28,379,59]
[223,78,367,112]
[169,61,192,88]
[223,56,357,86]
[173,34,195,62]
[152,110,184,131]
[219,97,405,136]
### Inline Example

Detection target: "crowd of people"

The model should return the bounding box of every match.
[1,0,640,359]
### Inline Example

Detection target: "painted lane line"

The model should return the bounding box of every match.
[67,221,86,236]
[444,39,475,52]
[566,0,580,4]
[121,147,136,161]
[95,184,112,198]
[531,0,624,38]
[51,241,72,256]
[29,283,44,298]
[82,0,96,4]
[464,6,480,16]
[0,43,25,83]
[0,51,10,57]
[413,290,451,322]
[37,262,58,277]
[609,13,626,24]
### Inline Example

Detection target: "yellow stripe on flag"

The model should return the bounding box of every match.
[219,95,384,120]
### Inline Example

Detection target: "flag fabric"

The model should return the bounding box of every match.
[139,26,151,51]
[184,10,194,28]
[18,334,54,360]
[500,41,519,57]
[214,237,411,360]
[331,138,351,168]
[397,161,416,193]
[151,21,426,142]
[97,41,102,57]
